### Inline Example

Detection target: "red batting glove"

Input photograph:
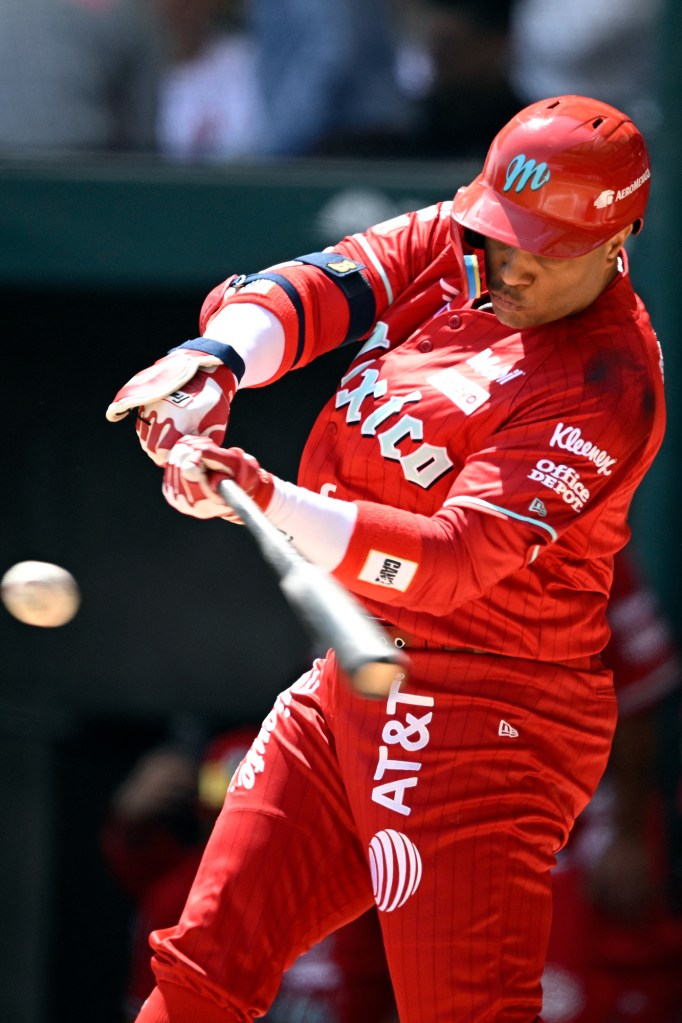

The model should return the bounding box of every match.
[162,436,275,522]
[106,350,237,467]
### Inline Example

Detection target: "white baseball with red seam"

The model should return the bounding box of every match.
[1,561,80,627]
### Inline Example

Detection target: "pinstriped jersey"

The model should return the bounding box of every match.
[207,203,666,663]
[299,275,664,660]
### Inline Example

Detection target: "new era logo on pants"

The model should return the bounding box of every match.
[498,720,519,738]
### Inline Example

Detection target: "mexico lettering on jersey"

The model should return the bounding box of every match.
[210,202,666,664]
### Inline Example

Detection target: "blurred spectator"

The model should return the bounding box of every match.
[102,726,397,1022]
[245,0,414,158]
[541,545,682,1023]
[0,0,163,154]
[405,0,523,159]
[152,0,264,161]
[509,0,664,136]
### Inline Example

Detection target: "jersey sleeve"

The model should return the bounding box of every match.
[332,318,662,616]
[331,498,535,615]
[198,202,466,385]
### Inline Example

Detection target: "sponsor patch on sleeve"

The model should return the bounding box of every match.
[358,551,418,591]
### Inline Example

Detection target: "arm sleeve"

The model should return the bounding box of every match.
[264,476,536,617]
[199,304,285,388]
[331,500,535,615]
[198,203,466,386]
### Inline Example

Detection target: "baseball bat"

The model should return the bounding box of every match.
[218,479,409,697]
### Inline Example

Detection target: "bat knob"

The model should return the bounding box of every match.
[351,659,409,699]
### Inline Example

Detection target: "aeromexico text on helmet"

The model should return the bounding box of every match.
[503,153,650,207]
[594,169,651,208]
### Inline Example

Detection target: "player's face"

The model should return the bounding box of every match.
[483,230,631,328]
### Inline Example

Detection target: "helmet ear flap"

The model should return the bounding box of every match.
[463,227,486,250]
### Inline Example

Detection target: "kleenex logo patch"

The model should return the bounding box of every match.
[549,422,617,476]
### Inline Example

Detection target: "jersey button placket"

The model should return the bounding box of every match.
[448,313,462,329]
[418,339,433,353]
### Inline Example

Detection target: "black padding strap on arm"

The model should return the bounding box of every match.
[194,254,375,372]
[226,272,307,367]
[170,338,246,382]
[294,252,376,344]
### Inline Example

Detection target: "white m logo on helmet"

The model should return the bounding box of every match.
[503,154,551,193]
[369,829,423,912]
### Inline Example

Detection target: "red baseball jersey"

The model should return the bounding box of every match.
[204,202,666,665]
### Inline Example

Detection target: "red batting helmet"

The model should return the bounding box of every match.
[452,95,651,258]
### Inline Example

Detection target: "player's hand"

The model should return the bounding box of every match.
[163,436,275,522]
[105,349,237,467]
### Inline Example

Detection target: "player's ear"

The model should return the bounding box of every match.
[606,225,633,260]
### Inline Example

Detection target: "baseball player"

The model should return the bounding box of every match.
[106,96,666,1022]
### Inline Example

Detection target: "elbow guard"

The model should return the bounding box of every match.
[293,252,376,346]
[199,252,376,373]
[229,252,376,367]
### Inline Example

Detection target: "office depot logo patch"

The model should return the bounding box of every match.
[529,459,591,512]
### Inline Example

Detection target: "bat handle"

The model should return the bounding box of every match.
[218,479,409,697]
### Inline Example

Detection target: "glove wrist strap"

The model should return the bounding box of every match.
[170,338,246,383]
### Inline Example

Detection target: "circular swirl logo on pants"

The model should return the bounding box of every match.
[369,829,423,912]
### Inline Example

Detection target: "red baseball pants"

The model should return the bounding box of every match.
[136,650,616,1023]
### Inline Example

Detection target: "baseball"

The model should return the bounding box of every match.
[1,560,80,628]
